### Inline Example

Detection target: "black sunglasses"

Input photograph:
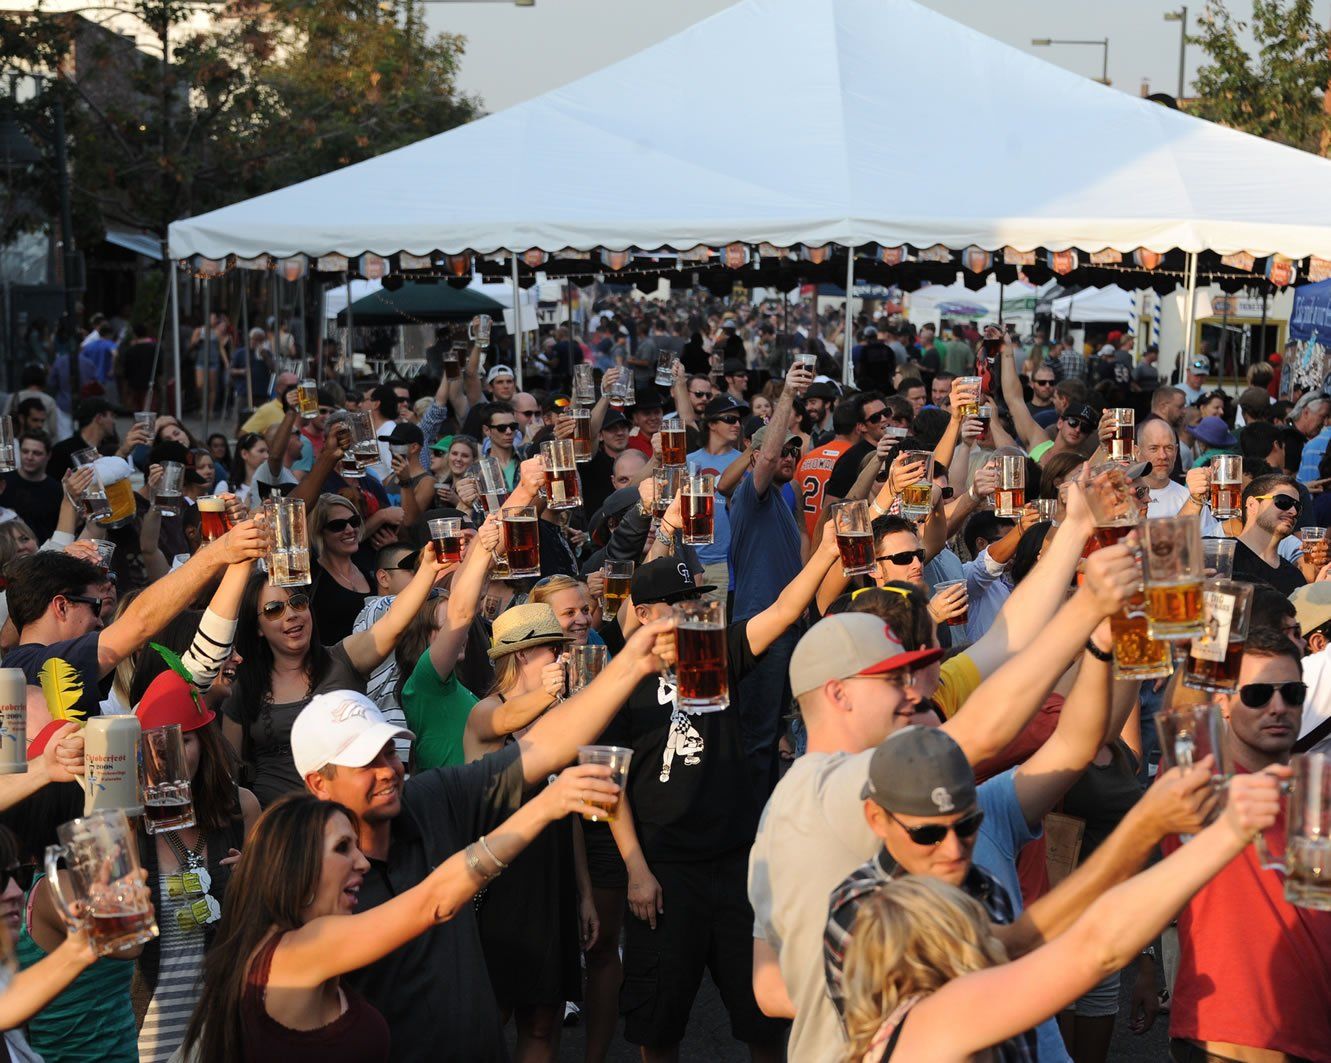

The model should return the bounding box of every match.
[64,594,103,617]
[1063,418,1092,433]
[863,410,887,424]
[887,808,985,847]
[261,592,310,619]
[876,549,926,566]
[689,391,712,399]
[1033,377,1056,386]
[780,444,803,459]
[712,414,742,425]
[1256,493,1302,514]
[1,863,37,894]
[325,515,363,533]
[1239,681,1306,708]
[488,422,517,433]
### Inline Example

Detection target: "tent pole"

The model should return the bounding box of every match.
[170,264,182,421]
[241,272,253,412]
[344,271,354,390]
[843,246,855,387]
[1182,251,1199,371]
[202,277,211,440]
[511,254,524,390]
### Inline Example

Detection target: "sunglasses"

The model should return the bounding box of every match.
[1253,493,1301,514]
[1063,418,1092,433]
[1,863,37,894]
[325,515,364,533]
[690,391,712,399]
[1238,681,1307,708]
[780,444,803,459]
[863,411,887,424]
[1033,378,1056,386]
[64,594,103,617]
[261,592,310,620]
[876,549,926,566]
[712,414,742,425]
[488,422,518,433]
[887,808,985,847]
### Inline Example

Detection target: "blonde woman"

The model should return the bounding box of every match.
[308,494,374,643]
[465,601,588,1060]
[840,770,1283,1062]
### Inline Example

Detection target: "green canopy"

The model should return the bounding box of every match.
[335,282,504,326]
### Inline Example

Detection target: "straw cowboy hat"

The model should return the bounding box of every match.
[488,603,568,659]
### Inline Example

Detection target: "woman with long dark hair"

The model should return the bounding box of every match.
[180,768,620,1063]
[221,549,447,807]
[133,666,259,1063]
[229,433,270,510]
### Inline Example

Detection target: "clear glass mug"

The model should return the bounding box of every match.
[266,497,310,588]
[673,598,728,713]
[1255,753,1331,911]
[898,451,935,521]
[1085,461,1143,529]
[1202,537,1236,579]
[1155,703,1230,827]
[602,560,634,613]
[830,500,874,577]
[1182,579,1254,694]
[1142,514,1205,641]
[566,645,609,694]
[141,724,196,834]
[44,809,158,956]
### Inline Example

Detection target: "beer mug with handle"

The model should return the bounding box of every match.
[1255,753,1331,910]
[45,809,157,956]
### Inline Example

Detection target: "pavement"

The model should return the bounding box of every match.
[509,969,1172,1061]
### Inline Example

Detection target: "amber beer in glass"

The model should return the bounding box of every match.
[571,407,593,463]
[1143,515,1205,640]
[470,457,509,515]
[674,599,728,713]
[899,451,935,521]
[428,517,464,564]
[1109,594,1172,680]
[1303,527,1330,571]
[1108,408,1135,462]
[830,500,874,576]
[501,505,540,577]
[443,341,464,380]
[660,416,688,467]
[541,440,581,510]
[995,453,1025,518]
[956,376,982,418]
[934,578,969,627]
[101,477,136,529]
[1183,579,1254,693]
[602,560,634,612]
[682,474,715,545]
[197,495,231,544]
[1210,454,1242,519]
[297,378,318,419]
[576,745,632,823]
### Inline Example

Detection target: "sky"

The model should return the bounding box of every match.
[421,0,1274,114]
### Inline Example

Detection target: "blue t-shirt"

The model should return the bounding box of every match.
[685,446,743,567]
[974,768,1071,1063]
[3,632,104,721]
[727,471,802,622]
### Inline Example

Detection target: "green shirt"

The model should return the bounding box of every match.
[1030,439,1055,463]
[943,340,975,377]
[401,651,478,770]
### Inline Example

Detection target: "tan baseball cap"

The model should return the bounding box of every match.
[1290,583,1331,637]
[788,613,943,698]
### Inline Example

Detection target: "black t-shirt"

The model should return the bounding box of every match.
[600,621,761,863]
[121,339,158,391]
[825,439,874,500]
[4,632,103,720]
[47,433,101,482]
[3,472,63,543]
[582,447,617,517]
[856,341,896,392]
[1232,539,1307,596]
[344,744,526,1063]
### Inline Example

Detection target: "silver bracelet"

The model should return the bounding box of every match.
[478,835,509,872]
[464,843,493,880]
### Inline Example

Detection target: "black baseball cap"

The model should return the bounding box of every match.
[630,393,664,412]
[723,359,748,377]
[630,557,715,605]
[861,726,976,816]
[1063,403,1097,426]
[806,381,840,401]
[704,395,750,420]
[601,408,629,430]
[387,422,424,447]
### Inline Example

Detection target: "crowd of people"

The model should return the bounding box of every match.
[0,288,1326,1063]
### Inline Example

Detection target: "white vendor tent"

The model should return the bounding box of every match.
[1051,287,1138,323]
[905,281,1041,328]
[170,0,1331,261]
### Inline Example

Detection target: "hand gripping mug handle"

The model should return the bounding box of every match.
[42,845,84,929]
[1253,778,1292,874]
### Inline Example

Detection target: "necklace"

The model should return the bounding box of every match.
[162,828,222,931]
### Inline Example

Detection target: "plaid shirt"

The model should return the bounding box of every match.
[1057,348,1087,384]
[824,849,1036,1062]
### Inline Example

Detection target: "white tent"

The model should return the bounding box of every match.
[1051,287,1138,323]
[905,280,1040,328]
[170,0,1331,261]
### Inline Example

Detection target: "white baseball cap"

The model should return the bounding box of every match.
[291,690,413,779]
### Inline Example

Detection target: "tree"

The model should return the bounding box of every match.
[0,0,481,252]
[1188,0,1331,156]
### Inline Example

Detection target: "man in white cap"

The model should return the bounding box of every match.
[485,364,517,403]
[292,619,672,1063]
[1292,582,1331,754]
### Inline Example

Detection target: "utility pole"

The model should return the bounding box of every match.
[1164,8,1188,103]
[51,91,79,401]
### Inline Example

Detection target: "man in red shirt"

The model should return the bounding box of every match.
[1164,627,1331,1062]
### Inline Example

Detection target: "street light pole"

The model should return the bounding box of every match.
[1164,8,1188,102]
[1030,37,1111,86]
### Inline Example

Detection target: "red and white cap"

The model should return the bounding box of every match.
[788,613,943,698]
